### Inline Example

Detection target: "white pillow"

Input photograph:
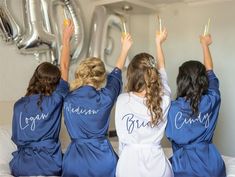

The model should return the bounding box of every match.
[0,125,16,175]
[222,155,235,177]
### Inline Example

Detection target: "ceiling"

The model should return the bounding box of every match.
[92,0,184,6]
[141,0,233,5]
[92,0,170,14]
[92,0,232,14]
[141,0,183,5]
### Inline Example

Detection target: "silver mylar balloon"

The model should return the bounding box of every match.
[45,0,84,65]
[17,0,55,54]
[0,0,21,43]
[40,0,53,34]
[65,0,84,62]
[88,6,129,72]
[40,0,56,63]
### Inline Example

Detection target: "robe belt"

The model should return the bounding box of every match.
[173,141,212,150]
[125,143,161,148]
[71,137,107,144]
[18,139,58,150]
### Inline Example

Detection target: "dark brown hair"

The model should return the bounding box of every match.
[26,62,61,110]
[126,53,163,125]
[177,60,209,115]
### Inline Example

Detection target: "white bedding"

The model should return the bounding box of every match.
[1,128,235,177]
[0,126,16,177]
[223,155,235,177]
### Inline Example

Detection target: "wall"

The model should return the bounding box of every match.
[147,1,235,156]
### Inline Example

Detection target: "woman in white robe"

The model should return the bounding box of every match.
[115,28,173,177]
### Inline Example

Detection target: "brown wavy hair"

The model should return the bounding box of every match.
[70,57,106,90]
[177,60,209,115]
[126,53,163,125]
[25,62,61,110]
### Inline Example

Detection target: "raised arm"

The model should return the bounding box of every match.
[60,20,74,81]
[156,28,167,69]
[200,34,213,71]
[115,33,133,70]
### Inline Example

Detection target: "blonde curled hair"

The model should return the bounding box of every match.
[70,57,106,91]
[126,53,163,125]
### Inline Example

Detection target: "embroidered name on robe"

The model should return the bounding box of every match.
[174,111,212,129]
[122,113,152,134]
[19,112,49,131]
[64,103,99,115]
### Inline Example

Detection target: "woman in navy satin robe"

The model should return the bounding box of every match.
[166,34,226,177]
[62,34,132,177]
[9,22,74,176]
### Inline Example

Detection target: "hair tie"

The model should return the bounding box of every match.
[149,56,156,68]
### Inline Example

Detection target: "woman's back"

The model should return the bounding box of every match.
[12,80,68,142]
[10,75,69,177]
[166,71,226,177]
[167,71,220,145]
[115,76,173,177]
[63,68,122,139]
[115,68,171,145]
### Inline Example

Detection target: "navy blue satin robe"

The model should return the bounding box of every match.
[10,79,69,176]
[62,68,122,177]
[166,70,226,177]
